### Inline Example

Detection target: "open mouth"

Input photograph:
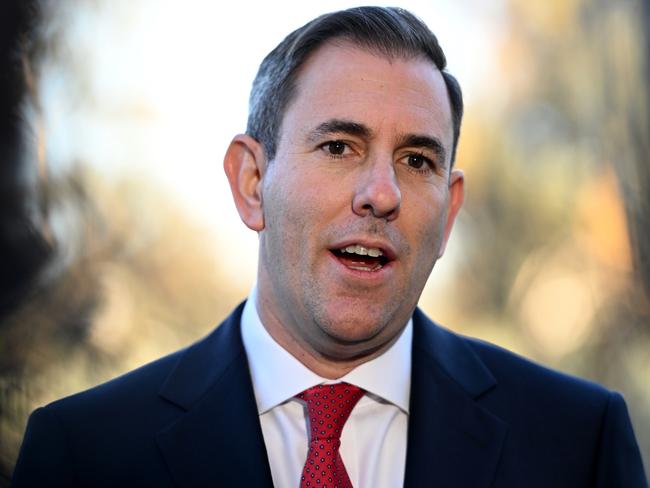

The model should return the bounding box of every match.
[330,244,391,272]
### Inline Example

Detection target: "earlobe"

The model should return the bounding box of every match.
[223,134,267,231]
[437,168,465,258]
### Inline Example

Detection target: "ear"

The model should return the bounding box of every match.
[437,168,465,258]
[223,134,267,231]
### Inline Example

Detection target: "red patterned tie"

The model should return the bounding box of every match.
[296,383,365,488]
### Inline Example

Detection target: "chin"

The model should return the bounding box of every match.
[315,323,395,362]
[315,307,397,345]
[304,290,408,353]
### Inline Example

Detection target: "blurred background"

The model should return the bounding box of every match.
[1,0,648,482]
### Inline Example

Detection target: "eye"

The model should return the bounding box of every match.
[323,140,347,156]
[406,153,433,170]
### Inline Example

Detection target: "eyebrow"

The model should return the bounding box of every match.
[307,119,373,143]
[307,118,448,163]
[396,134,447,163]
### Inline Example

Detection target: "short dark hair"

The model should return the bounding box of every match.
[246,6,463,165]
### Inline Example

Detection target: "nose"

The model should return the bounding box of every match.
[352,159,401,221]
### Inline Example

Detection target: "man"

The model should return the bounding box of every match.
[12,6,647,487]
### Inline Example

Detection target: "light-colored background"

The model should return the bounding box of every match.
[1,0,648,478]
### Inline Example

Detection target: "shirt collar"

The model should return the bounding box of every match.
[241,286,412,415]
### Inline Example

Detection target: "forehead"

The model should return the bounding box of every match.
[281,42,453,150]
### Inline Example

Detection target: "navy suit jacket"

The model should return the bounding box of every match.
[12,303,648,487]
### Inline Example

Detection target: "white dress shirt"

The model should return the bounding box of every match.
[241,287,412,488]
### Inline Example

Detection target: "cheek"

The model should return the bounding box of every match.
[408,195,448,258]
[274,173,340,223]
[262,178,317,251]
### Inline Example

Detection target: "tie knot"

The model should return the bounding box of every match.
[296,383,365,441]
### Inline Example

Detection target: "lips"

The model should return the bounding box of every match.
[330,242,395,272]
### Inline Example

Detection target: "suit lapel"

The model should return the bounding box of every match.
[152,303,506,487]
[155,302,274,487]
[404,309,507,488]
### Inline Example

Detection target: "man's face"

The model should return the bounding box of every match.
[256,42,464,361]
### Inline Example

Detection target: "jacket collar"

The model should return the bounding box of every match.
[156,302,274,487]
[154,303,506,487]
[404,308,507,487]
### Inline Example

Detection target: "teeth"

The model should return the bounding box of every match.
[341,245,383,257]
